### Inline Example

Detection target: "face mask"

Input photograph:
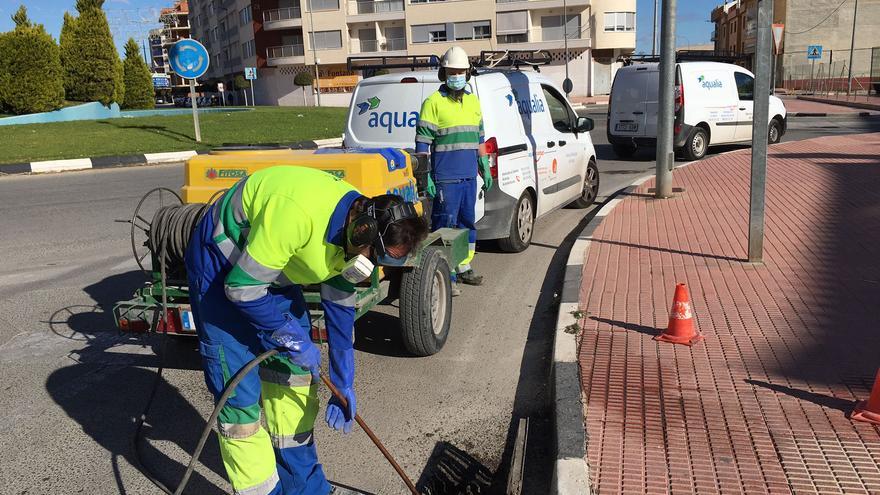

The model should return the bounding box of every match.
[446,74,467,91]
[376,252,409,267]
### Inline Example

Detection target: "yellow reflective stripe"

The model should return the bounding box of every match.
[270,430,314,449]
[462,248,475,266]
[259,367,315,387]
[235,471,280,495]
[219,418,262,439]
[261,381,319,437]
[217,427,278,494]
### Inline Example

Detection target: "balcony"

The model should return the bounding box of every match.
[347,0,405,22]
[263,7,303,30]
[497,31,590,50]
[495,0,588,12]
[356,37,407,55]
[266,44,305,66]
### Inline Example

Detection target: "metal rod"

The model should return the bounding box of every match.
[655,0,676,199]
[563,0,569,94]
[847,0,859,94]
[307,1,322,107]
[748,0,772,263]
[319,375,419,495]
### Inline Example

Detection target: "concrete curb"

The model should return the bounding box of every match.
[552,158,707,493]
[796,95,880,112]
[789,111,876,119]
[0,137,344,176]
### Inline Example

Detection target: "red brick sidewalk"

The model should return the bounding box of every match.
[781,97,878,115]
[577,134,880,494]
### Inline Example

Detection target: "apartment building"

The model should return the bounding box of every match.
[149,0,192,90]
[712,0,880,91]
[186,0,635,106]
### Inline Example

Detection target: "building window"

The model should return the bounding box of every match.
[241,39,255,58]
[541,14,580,41]
[603,12,635,32]
[309,30,343,50]
[212,27,219,42]
[239,6,252,25]
[454,20,491,41]
[411,23,448,43]
[498,33,527,44]
[308,0,340,11]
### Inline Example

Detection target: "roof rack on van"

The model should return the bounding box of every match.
[476,50,552,71]
[347,55,441,71]
[619,50,750,66]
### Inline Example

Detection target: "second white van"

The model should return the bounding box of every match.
[608,61,787,160]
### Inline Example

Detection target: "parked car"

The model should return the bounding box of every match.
[608,61,787,160]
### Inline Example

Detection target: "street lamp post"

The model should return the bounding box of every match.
[655,0,676,198]
[847,0,859,94]
[652,0,659,57]
[307,1,322,106]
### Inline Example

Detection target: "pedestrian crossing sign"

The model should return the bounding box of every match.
[807,45,823,60]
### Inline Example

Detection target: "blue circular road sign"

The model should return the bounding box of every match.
[169,39,210,79]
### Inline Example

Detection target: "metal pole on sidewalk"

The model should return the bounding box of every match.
[655,0,676,199]
[748,0,772,263]
[652,0,659,57]
[847,0,859,95]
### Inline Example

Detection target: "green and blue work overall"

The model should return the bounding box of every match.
[184,166,360,495]
[415,85,483,274]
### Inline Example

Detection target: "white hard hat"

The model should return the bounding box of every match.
[441,46,470,70]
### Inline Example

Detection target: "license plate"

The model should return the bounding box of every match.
[181,309,197,331]
[615,123,639,132]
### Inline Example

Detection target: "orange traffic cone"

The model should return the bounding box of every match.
[655,283,703,346]
[850,370,880,425]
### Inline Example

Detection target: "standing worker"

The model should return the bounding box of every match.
[185,166,427,495]
[415,46,492,290]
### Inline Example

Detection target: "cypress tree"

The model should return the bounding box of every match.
[63,0,123,105]
[122,37,154,109]
[0,6,65,114]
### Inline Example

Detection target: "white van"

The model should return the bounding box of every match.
[343,69,599,252]
[608,61,787,160]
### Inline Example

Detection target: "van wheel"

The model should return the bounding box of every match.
[498,192,534,253]
[768,119,782,144]
[570,159,599,208]
[612,143,637,158]
[682,127,708,161]
[399,246,451,356]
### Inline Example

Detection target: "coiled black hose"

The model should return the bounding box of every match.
[148,203,212,273]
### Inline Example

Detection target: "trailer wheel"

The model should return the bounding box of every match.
[399,246,452,356]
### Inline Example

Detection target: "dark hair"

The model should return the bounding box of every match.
[354,195,428,255]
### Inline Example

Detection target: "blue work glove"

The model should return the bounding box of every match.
[326,387,357,434]
[478,155,493,192]
[426,173,437,198]
[265,319,321,377]
[325,347,356,433]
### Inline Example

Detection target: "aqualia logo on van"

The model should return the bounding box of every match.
[698,75,723,89]
[358,96,419,134]
[508,93,546,116]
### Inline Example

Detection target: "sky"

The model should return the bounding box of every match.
[0,0,715,57]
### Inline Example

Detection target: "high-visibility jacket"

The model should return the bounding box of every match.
[415,85,484,181]
[210,166,360,352]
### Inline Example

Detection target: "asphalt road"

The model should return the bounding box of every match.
[1,113,877,495]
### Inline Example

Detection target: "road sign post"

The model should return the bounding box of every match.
[771,24,784,92]
[807,45,822,94]
[169,39,210,143]
[245,67,257,107]
[655,0,676,199]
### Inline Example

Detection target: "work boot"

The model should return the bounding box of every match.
[451,282,462,297]
[458,269,483,286]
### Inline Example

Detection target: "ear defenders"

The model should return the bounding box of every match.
[346,198,419,255]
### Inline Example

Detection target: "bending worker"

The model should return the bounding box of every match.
[185,166,427,495]
[416,45,493,289]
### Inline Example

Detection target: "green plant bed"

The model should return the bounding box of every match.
[0,106,347,164]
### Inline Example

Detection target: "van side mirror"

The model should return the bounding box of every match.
[575,117,594,133]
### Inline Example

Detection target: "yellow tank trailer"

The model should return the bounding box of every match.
[114,146,466,356]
